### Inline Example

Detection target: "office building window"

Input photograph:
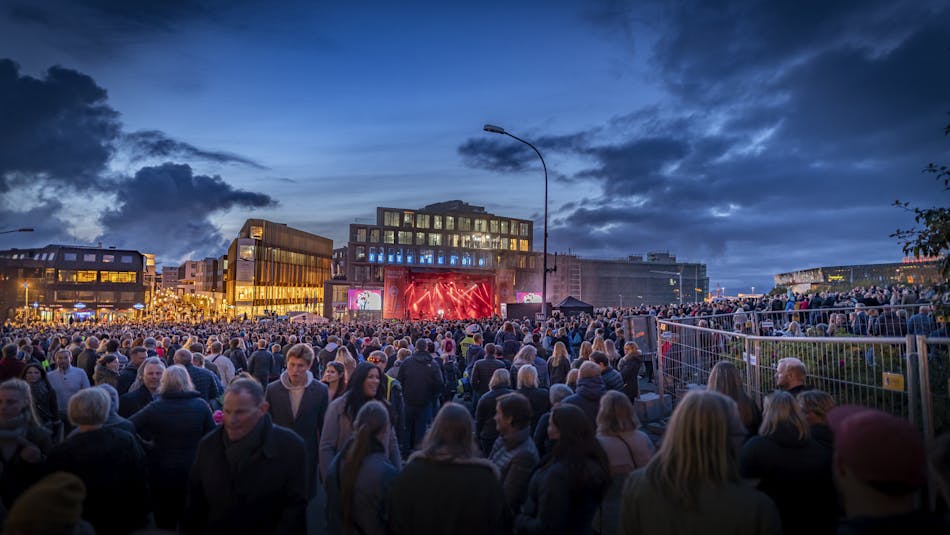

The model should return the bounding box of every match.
[403,212,414,227]
[415,232,426,245]
[384,230,395,244]
[520,223,530,237]
[102,254,114,263]
[355,246,366,261]
[509,239,517,251]
[100,271,136,283]
[120,255,132,263]
[368,247,377,263]
[448,234,459,247]
[83,253,97,262]
[398,231,413,244]
[445,216,455,230]
[370,229,380,243]
[415,214,430,229]
[459,217,471,231]
[519,239,529,251]
[384,211,400,227]
[449,253,459,266]
[462,252,472,266]
[405,248,414,264]
[420,249,434,264]
[356,228,367,242]
[428,233,442,246]
[474,218,487,232]
[395,248,403,263]
[489,219,499,233]
[437,251,445,265]
[63,252,77,261]
[500,221,509,235]
[433,215,442,229]
[461,235,472,248]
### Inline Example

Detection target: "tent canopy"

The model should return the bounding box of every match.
[555,296,593,309]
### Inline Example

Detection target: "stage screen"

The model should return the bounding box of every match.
[516,292,542,303]
[386,270,494,320]
[348,289,383,311]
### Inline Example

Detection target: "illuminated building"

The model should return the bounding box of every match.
[336,200,539,320]
[774,258,944,293]
[0,245,146,322]
[225,219,332,319]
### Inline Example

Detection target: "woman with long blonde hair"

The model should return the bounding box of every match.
[621,390,780,534]
[546,341,571,385]
[335,346,358,384]
[739,391,836,535]
[572,341,593,369]
[706,361,761,438]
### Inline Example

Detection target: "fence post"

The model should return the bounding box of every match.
[655,318,665,402]
[916,335,936,512]
[905,335,918,427]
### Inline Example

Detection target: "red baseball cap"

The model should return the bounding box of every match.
[828,405,925,492]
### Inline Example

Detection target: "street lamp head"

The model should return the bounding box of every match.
[483,124,506,135]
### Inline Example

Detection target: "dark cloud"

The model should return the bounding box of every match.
[98,163,275,260]
[124,130,266,169]
[462,2,950,291]
[0,59,119,192]
[457,132,591,173]
[1,59,274,261]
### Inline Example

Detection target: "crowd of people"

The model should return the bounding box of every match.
[0,295,946,534]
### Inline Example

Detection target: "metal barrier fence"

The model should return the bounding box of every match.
[654,318,946,437]
[672,304,924,337]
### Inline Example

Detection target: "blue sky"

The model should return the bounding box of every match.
[1,0,947,294]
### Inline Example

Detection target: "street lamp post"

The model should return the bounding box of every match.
[22,283,29,321]
[483,124,552,321]
[651,269,684,306]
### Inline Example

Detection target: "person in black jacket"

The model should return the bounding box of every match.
[129,365,214,530]
[182,378,307,535]
[515,403,610,535]
[618,342,643,402]
[562,362,607,425]
[396,338,444,450]
[48,387,151,535]
[591,351,624,392]
[471,343,506,410]
[475,368,513,455]
[173,349,221,403]
[116,346,147,395]
[515,365,550,433]
[248,339,274,386]
[118,357,164,418]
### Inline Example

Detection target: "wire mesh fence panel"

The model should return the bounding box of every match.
[656,319,750,406]
[749,335,911,419]
[918,337,949,437]
[750,304,921,337]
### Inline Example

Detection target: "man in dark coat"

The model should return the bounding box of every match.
[248,339,275,385]
[174,349,221,403]
[396,338,444,450]
[562,362,606,424]
[265,343,329,498]
[75,337,99,383]
[471,343,506,407]
[116,346,148,395]
[118,357,164,418]
[182,378,307,535]
[591,351,624,392]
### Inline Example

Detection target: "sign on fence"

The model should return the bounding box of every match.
[882,372,904,392]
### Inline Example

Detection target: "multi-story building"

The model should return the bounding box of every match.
[546,251,708,306]
[0,245,146,322]
[774,258,944,293]
[336,200,540,320]
[225,219,332,319]
[160,266,179,290]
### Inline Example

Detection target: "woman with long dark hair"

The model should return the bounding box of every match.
[388,403,506,535]
[320,362,401,480]
[515,404,610,535]
[20,363,59,437]
[326,400,399,535]
[323,361,346,402]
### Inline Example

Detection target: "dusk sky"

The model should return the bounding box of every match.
[1,0,947,294]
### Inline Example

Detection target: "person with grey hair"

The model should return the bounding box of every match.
[94,384,134,436]
[119,356,164,418]
[907,305,936,336]
[533,383,574,457]
[397,338,444,450]
[174,349,221,403]
[130,365,214,530]
[182,378,306,534]
[48,348,90,434]
[48,387,151,535]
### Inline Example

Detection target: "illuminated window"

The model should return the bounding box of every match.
[433,216,442,229]
[489,219,499,233]
[102,254,114,263]
[428,233,442,246]
[437,252,445,265]
[450,253,459,266]
[519,239,529,251]
[421,249,434,264]
[462,252,472,266]
[239,245,255,261]
[416,232,426,245]
[501,237,509,249]
[83,253,97,262]
[368,247,377,263]
[370,229,380,243]
[384,211,400,227]
[448,234,459,247]
[384,230,395,244]
[520,223,529,237]
[77,270,98,283]
[461,235,472,248]
[459,217,471,231]
[445,216,455,230]
[398,231,413,244]
[416,214,430,229]
[356,228,367,242]
[500,221,509,235]
[405,248,414,264]
[403,212,414,227]
[101,271,136,283]
[395,248,403,263]
[509,239,517,251]
[474,218,487,232]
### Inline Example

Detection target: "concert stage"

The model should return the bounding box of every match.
[382,267,495,320]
